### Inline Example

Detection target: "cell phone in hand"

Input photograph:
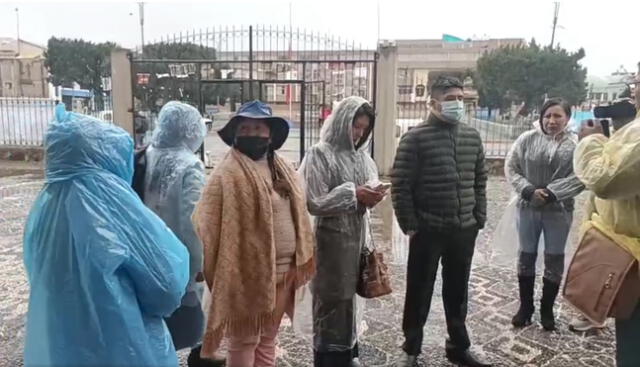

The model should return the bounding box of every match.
[585,119,610,137]
[375,182,392,191]
[599,119,610,137]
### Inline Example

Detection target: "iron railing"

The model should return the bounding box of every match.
[0,97,114,146]
[0,98,55,146]
[396,101,534,158]
[131,25,378,161]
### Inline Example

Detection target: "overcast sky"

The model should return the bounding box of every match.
[1,0,638,76]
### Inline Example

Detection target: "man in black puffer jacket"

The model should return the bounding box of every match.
[391,76,490,367]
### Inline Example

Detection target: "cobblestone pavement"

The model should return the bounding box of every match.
[0,173,615,367]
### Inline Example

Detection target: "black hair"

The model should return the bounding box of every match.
[353,103,375,124]
[430,76,464,99]
[352,103,375,149]
[539,98,572,134]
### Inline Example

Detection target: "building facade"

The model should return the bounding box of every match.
[0,38,49,98]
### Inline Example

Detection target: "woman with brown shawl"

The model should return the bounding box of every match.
[193,100,315,367]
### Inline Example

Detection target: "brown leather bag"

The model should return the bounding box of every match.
[357,246,392,298]
[357,217,392,299]
[563,227,640,325]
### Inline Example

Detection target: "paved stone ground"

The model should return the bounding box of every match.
[0,168,616,367]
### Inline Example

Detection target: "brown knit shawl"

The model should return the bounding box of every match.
[192,149,315,358]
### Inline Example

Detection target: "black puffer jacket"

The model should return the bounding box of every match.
[391,113,487,233]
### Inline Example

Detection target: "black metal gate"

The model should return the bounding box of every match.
[130,25,377,162]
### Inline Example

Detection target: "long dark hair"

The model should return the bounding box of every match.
[353,103,375,149]
[539,98,571,134]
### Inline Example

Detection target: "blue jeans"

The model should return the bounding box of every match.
[516,206,572,283]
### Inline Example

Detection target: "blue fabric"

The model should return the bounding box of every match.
[23,104,190,367]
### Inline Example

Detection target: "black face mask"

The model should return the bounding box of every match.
[234,136,270,160]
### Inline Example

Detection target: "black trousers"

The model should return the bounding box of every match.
[314,343,359,367]
[401,228,478,356]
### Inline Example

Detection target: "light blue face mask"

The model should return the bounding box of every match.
[440,100,465,122]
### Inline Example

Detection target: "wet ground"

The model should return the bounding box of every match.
[0,162,616,366]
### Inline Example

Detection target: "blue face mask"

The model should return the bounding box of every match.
[440,100,465,122]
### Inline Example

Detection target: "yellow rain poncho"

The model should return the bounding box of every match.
[573,115,640,260]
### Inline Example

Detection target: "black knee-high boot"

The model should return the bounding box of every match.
[512,275,536,327]
[540,277,560,331]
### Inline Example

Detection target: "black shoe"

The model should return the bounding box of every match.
[512,275,535,328]
[540,277,560,331]
[187,346,226,367]
[446,349,492,367]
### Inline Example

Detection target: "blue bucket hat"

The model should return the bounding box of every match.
[218,100,290,150]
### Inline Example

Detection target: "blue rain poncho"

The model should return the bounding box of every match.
[143,101,206,349]
[23,104,190,367]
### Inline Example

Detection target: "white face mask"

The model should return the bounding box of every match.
[440,100,465,122]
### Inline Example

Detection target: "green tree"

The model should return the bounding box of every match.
[475,39,587,116]
[44,37,117,109]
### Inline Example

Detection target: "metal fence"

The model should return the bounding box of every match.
[396,101,533,158]
[0,98,56,146]
[0,96,114,147]
[131,25,377,161]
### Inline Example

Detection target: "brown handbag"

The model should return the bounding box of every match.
[563,227,640,325]
[357,217,392,299]
[357,247,392,298]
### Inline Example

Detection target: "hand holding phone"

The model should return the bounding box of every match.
[579,119,605,140]
[374,182,392,192]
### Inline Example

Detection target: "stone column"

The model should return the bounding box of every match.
[110,49,134,136]
[373,41,398,176]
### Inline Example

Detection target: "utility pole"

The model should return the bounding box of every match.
[550,2,560,49]
[138,2,145,54]
[377,1,381,44]
[288,2,293,120]
[15,8,20,55]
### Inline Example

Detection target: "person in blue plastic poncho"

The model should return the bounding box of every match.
[142,101,224,366]
[22,104,190,367]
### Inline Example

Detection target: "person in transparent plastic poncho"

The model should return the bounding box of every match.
[299,96,385,367]
[142,101,222,366]
[505,98,584,331]
[22,104,189,367]
[573,86,640,366]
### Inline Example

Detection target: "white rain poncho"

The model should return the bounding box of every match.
[491,127,584,272]
[143,101,207,349]
[299,96,379,353]
[23,105,189,367]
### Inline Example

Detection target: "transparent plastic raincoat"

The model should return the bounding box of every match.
[23,105,189,367]
[500,126,584,281]
[506,128,584,211]
[299,96,379,354]
[143,101,207,349]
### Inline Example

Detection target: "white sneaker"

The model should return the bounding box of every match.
[569,315,605,332]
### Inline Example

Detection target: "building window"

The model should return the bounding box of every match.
[4,82,12,90]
